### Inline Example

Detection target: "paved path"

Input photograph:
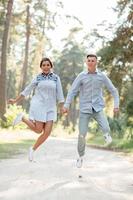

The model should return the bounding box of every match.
[0,137,133,200]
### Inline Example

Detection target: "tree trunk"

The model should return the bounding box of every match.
[0,0,14,119]
[19,5,30,94]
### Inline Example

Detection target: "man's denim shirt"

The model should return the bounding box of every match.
[64,69,119,113]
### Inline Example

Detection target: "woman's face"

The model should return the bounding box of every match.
[41,61,52,74]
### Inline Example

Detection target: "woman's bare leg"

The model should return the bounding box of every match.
[22,117,44,133]
[33,121,53,150]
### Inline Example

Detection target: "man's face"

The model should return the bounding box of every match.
[86,56,97,71]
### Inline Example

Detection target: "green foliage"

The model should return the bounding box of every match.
[97,0,133,97]
[54,38,86,131]
[0,104,27,129]
[95,0,133,144]
[127,100,133,116]
[124,126,133,140]
[0,0,7,34]
[108,114,133,140]
[55,41,85,97]
[108,116,126,137]
[116,138,133,152]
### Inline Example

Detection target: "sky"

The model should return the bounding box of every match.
[47,0,118,53]
[62,0,117,29]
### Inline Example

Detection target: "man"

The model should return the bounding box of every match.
[63,54,119,168]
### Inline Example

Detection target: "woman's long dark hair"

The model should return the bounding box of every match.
[40,57,53,68]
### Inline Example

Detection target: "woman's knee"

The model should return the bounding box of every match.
[35,128,43,134]
[40,131,51,139]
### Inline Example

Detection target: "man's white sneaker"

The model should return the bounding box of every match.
[76,156,83,168]
[13,113,24,127]
[104,134,112,145]
[28,147,34,162]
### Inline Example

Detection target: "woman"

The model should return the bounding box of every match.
[8,57,64,162]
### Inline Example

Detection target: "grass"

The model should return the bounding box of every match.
[0,129,36,160]
[0,127,133,160]
[87,133,133,153]
[0,139,34,159]
[0,124,77,160]
[116,139,133,153]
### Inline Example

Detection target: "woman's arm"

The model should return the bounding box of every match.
[8,94,25,105]
[8,76,37,105]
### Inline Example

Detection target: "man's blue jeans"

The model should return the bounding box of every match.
[78,110,110,157]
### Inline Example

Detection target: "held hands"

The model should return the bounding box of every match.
[63,107,69,115]
[59,103,69,115]
[60,106,69,115]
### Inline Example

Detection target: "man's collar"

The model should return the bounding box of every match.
[83,68,98,74]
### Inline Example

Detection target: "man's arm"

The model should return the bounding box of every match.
[103,73,119,115]
[64,74,82,111]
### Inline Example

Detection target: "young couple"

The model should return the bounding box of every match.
[8,55,119,167]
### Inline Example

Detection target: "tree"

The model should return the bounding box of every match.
[93,0,133,139]
[97,0,133,104]
[54,27,86,130]
[19,4,30,93]
[0,0,14,119]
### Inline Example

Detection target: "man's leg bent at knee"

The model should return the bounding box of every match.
[94,110,112,145]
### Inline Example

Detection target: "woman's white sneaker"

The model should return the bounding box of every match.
[28,147,34,162]
[13,113,24,127]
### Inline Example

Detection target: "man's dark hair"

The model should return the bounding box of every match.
[87,54,97,59]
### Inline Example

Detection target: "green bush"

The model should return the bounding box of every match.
[108,115,127,138]
[126,100,133,116]
[0,104,27,129]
